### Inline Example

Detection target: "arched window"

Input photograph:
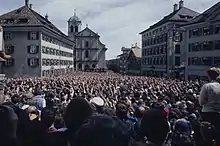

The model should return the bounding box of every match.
[85,50,89,58]
[75,26,78,32]
[70,26,74,32]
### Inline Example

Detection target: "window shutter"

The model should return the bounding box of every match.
[27,58,30,66]
[36,32,39,40]
[36,46,39,53]
[11,46,14,54]
[11,59,14,66]
[27,46,30,53]
[28,32,30,40]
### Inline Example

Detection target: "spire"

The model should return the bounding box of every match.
[86,24,88,28]
[45,13,48,20]
[25,0,29,6]
[74,9,77,16]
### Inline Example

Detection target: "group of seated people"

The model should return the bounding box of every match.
[0,67,220,146]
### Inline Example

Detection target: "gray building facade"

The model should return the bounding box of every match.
[0,1,74,77]
[140,0,199,78]
[68,12,107,71]
[181,2,220,80]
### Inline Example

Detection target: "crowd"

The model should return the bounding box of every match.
[0,67,220,146]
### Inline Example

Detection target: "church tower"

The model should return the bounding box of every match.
[68,10,82,40]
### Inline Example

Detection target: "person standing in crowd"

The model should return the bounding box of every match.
[199,67,220,145]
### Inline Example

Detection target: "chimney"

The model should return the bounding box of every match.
[25,0,29,6]
[45,14,48,20]
[173,3,178,12]
[179,0,184,9]
[29,4,32,9]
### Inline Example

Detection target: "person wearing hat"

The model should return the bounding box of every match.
[199,67,220,145]
[90,97,105,114]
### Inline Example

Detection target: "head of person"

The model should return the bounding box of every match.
[206,67,220,81]
[41,107,56,129]
[115,103,129,120]
[0,105,18,139]
[141,108,169,145]
[64,98,93,134]
[74,114,132,146]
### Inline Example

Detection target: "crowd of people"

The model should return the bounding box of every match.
[0,67,220,146]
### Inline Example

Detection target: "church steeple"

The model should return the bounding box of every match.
[68,9,82,40]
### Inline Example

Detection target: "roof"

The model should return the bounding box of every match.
[68,11,81,22]
[0,5,70,39]
[183,2,220,26]
[139,7,199,34]
[76,27,100,37]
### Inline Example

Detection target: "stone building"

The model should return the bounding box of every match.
[0,0,74,77]
[68,11,107,71]
[140,0,199,78]
[181,2,220,80]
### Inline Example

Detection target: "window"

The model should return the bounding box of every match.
[203,26,213,36]
[175,56,180,66]
[42,59,46,66]
[175,44,181,54]
[4,32,12,40]
[75,26,78,32]
[188,44,191,52]
[85,41,89,48]
[28,32,39,40]
[4,58,14,67]
[28,58,39,67]
[28,45,39,54]
[202,41,213,51]
[70,26,74,32]
[214,40,220,50]
[42,46,46,53]
[202,57,212,66]
[215,25,220,34]
[18,18,28,24]
[5,19,14,24]
[5,45,14,54]
[214,57,220,66]
[191,43,201,52]
[188,58,191,65]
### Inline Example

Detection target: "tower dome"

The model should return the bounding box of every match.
[68,9,81,22]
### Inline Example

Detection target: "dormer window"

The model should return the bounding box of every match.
[18,18,28,23]
[5,19,14,24]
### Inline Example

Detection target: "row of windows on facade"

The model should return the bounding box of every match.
[142,26,167,39]
[2,18,29,24]
[188,40,220,52]
[142,33,168,47]
[42,59,73,66]
[142,56,167,65]
[42,68,70,76]
[5,45,40,55]
[142,44,169,56]
[189,24,220,38]
[188,57,220,66]
[42,46,73,57]
[4,58,39,67]
[143,56,181,66]
[42,34,72,50]
[4,32,40,40]
[76,50,90,59]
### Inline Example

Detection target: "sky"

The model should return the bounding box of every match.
[0,0,219,59]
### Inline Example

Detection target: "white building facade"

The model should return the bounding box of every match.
[181,2,220,80]
[68,12,107,71]
[0,1,74,77]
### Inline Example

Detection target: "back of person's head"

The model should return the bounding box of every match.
[0,105,18,139]
[41,107,56,129]
[64,98,93,133]
[173,118,192,135]
[116,103,128,120]
[141,108,169,144]
[207,67,220,81]
[135,106,145,119]
[74,114,132,146]
[11,94,20,104]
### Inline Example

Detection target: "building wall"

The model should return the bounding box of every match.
[41,31,74,76]
[3,30,41,77]
[182,22,220,80]
[75,36,106,70]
